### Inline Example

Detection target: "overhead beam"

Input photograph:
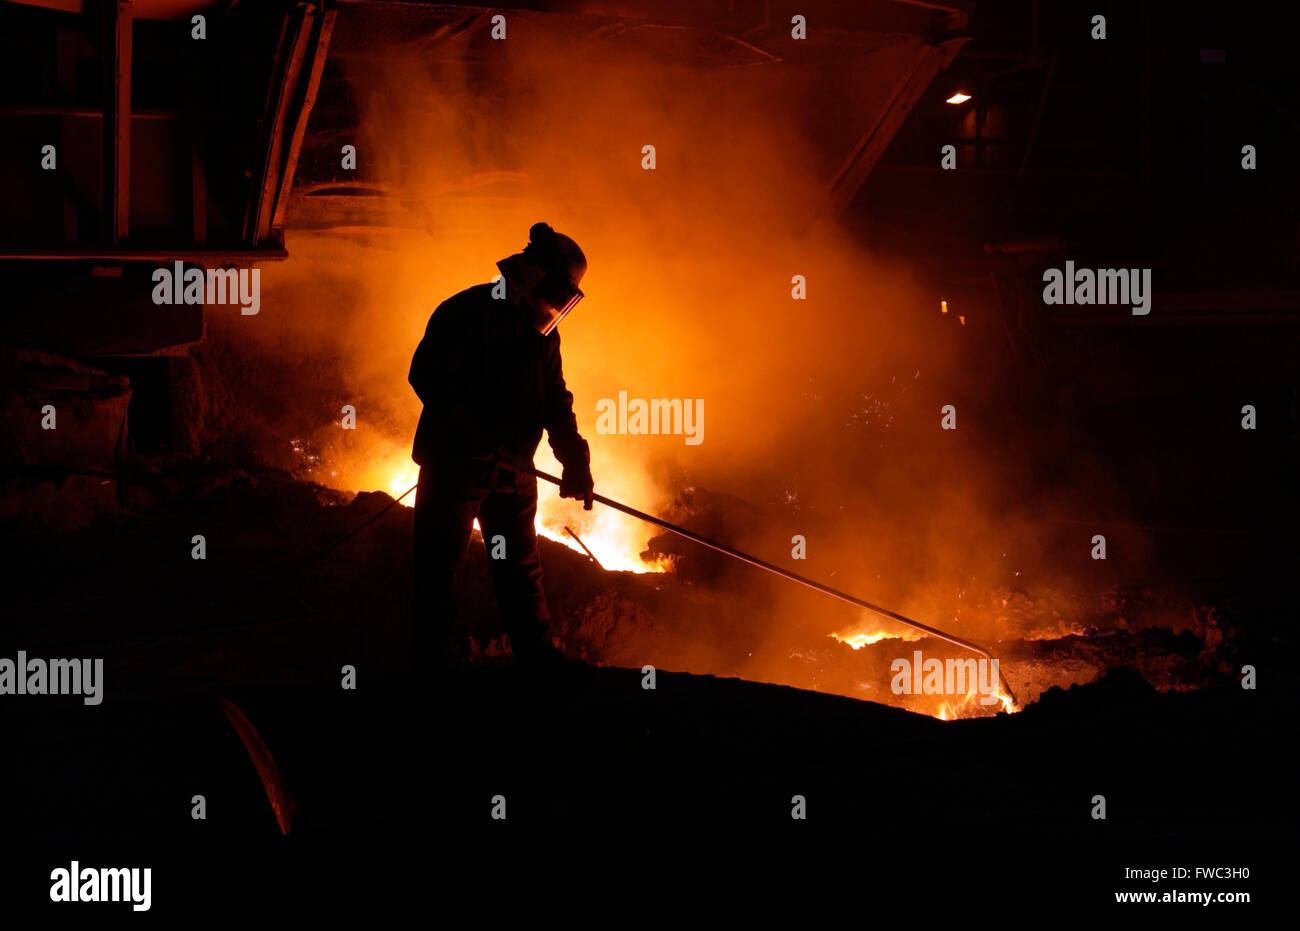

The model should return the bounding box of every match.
[247,5,315,246]
[272,7,337,230]
[810,36,967,225]
[102,0,133,245]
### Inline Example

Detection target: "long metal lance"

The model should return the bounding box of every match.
[511,462,1019,708]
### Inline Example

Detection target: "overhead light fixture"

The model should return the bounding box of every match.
[946,92,971,104]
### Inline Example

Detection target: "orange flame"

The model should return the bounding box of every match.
[365,448,667,574]
[832,621,1020,719]
[830,623,924,649]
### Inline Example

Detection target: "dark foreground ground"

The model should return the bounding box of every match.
[4,661,1294,917]
[3,472,1295,917]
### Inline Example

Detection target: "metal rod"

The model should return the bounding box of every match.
[514,463,1018,707]
[563,525,603,569]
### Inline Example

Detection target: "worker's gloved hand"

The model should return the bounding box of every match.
[560,463,595,511]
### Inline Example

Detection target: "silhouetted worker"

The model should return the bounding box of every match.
[409,222,594,669]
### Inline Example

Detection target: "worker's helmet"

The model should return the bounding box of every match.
[520,222,586,335]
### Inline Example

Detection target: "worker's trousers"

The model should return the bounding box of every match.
[411,457,554,665]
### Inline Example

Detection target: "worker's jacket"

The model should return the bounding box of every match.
[408,283,589,473]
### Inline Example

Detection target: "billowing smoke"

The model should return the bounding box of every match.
[197,19,1137,675]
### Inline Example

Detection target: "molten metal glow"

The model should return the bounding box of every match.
[830,624,923,649]
[532,444,670,573]
[832,623,1020,719]
[946,92,971,104]
[949,680,1019,717]
[370,451,667,574]
[389,467,418,499]
[927,683,1019,720]
[534,522,668,574]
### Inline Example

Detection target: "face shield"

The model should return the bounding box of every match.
[529,271,584,336]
